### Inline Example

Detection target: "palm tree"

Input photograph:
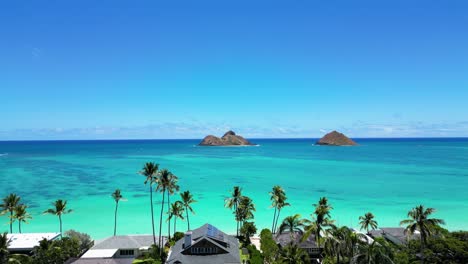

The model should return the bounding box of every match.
[236,196,256,227]
[13,205,32,233]
[325,226,365,263]
[304,197,335,248]
[112,189,123,236]
[400,205,445,263]
[1,193,21,233]
[180,191,196,231]
[278,214,307,241]
[0,232,10,264]
[278,242,310,264]
[140,162,159,245]
[168,201,184,236]
[359,212,378,235]
[351,238,394,264]
[225,186,243,236]
[165,173,179,240]
[43,199,73,237]
[270,186,290,234]
[155,168,171,248]
[275,195,290,234]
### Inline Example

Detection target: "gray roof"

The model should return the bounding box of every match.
[92,235,165,250]
[275,231,320,249]
[166,223,240,264]
[369,228,418,245]
[68,258,134,264]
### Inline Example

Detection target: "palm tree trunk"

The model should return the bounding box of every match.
[234,204,239,237]
[420,234,425,264]
[9,211,13,233]
[59,215,62,238]
[18,221,21,234]
[272,207,277,233]
[149,184,156,245]
[167,191,171,240]
[186,206,190,231]
[275,209,282,234]
[114,202,118,236]
[174,218,176,236]
[159,188,165,251]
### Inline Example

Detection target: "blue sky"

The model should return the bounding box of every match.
[1,0,467,139]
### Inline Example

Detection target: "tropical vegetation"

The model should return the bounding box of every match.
[43,199,73,237]
[112,189,124,236]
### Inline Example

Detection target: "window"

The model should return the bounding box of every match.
[120,249,135,256]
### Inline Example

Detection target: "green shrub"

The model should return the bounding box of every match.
[246,244,263,264]
[260,229,279,263]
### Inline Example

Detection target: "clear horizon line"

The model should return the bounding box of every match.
[1,136,468,142]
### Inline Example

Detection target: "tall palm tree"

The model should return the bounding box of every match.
[140,162,159,245]
[278,214,307,241]
[112,189,123,236]
[43,199,72,237]
[270,186,290,234]
[180,191,196,231]
[1,193,21,233]
[275,195,290,234]
[167,201,184,236]
[236,196,256,227]
[278,242,310,264]
[400,205,445,263]
[304,197,335,248]
[14,205,32,233]
[225,186,243,236]
[165,173,179,240]
[155,168,171,248]
[359,212,378,235]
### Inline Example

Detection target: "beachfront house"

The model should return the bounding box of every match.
[274,231,323,263]
[166,223,241,264]
[369,227,420,246]
[69,235,166,264]
[6,233,61,255]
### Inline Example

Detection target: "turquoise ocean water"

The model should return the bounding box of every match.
[0,138,467,239]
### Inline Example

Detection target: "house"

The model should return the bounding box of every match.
[369,227,420,246]
[166,224,241,264]
[6,233,61,255]
[69,235,166,264]
[274,231,322,262]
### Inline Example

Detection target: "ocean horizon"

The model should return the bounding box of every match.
[1,137,467,239]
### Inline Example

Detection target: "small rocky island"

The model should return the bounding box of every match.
[199,131,256,146]
[316,130,357,146]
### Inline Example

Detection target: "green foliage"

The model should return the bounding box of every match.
[64,229,94,253]
[240,222,257,245]
[1,232,9,264]
[8,254,33,264]
[133,258,161,264]
[260,229,279,264]
[32,237,81,264]
[140,244,167,263]
[400,231,468,264]
[451,231,468,242]
[171,232,184,243]
[277,242,310,264]
[246,244,263,264]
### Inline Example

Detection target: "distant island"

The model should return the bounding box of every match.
[199,130,256,146]
[316,130,357,146]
